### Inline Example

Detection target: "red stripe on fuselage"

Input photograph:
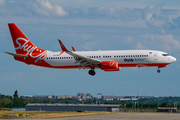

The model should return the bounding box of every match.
[14,57,169,69]
[34,62,170,69]
[118,63,169,67]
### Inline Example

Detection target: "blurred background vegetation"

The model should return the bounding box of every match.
[1,94,180,110]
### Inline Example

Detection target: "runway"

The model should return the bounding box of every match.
[9,112,180,120]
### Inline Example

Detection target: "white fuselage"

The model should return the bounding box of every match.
[44,50,176,68]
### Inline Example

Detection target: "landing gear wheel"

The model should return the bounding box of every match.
[88,70,92,75]
[88,70,96,76]
[157,69,160,73]
[92,71,95,76]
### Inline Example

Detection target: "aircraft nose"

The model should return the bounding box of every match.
[171,56,176,63]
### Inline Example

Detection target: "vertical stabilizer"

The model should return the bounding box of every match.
[8,23,36,55]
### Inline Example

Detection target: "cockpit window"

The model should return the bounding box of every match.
[162,54,169,56]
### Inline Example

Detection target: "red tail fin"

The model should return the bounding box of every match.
[8,23,36,55]
[8,23,47,63]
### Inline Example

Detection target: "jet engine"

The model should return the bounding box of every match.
[100,61,120,71]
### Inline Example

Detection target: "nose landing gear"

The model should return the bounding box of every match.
[157,68,160,73]
[88,68,96,76]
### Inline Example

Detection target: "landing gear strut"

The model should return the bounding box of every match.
[88,68,95,76]
[157,68,160,73]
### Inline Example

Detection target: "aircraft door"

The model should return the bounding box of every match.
[154,52,158,60]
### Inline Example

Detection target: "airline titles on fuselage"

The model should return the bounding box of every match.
[124,58,146,62]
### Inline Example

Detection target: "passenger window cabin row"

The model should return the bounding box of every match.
[47,57,75,59]
[88,56,101,58]
[47,54,148,60]
[114,55,148,58]
[88,56,111,58]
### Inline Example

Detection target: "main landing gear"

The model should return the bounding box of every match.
[88,68,96,76]
[157,68,161,73]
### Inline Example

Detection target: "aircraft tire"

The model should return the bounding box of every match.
[89,70,95,76]
[92,71,95,76]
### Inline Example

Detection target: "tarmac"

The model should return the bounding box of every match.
[7,112,180,120]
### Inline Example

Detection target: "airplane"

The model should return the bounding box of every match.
[6,23,176,76]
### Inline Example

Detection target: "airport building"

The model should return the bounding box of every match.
[56,96,73,99]
[97,93,154,101]
[12,107,26,111]
[76,93,94,100]
[157,107,177,113]
[26,103,122,112]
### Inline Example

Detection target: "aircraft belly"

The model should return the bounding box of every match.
[45,59,77,66]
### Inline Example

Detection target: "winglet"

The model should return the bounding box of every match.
[58,39,69,55]
[58,39,68,51]
[71,46,76,51]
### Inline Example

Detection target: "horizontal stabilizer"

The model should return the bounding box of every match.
[5,52,28,58]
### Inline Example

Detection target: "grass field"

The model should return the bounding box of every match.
[0,111,113,118]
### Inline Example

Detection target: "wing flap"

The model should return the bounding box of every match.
[67,51,101,66]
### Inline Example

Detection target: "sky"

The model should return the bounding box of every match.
[0,0,180,97]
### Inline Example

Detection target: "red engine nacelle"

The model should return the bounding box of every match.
[101,61,120,71]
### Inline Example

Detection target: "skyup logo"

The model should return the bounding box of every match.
[124,58,133,62]
[15,37,47,63]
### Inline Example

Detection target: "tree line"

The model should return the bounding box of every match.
[0,94,80,108]
[0,94,180,109]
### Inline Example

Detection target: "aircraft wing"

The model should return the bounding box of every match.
[67,51,101,67]
[58,40,101,67]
